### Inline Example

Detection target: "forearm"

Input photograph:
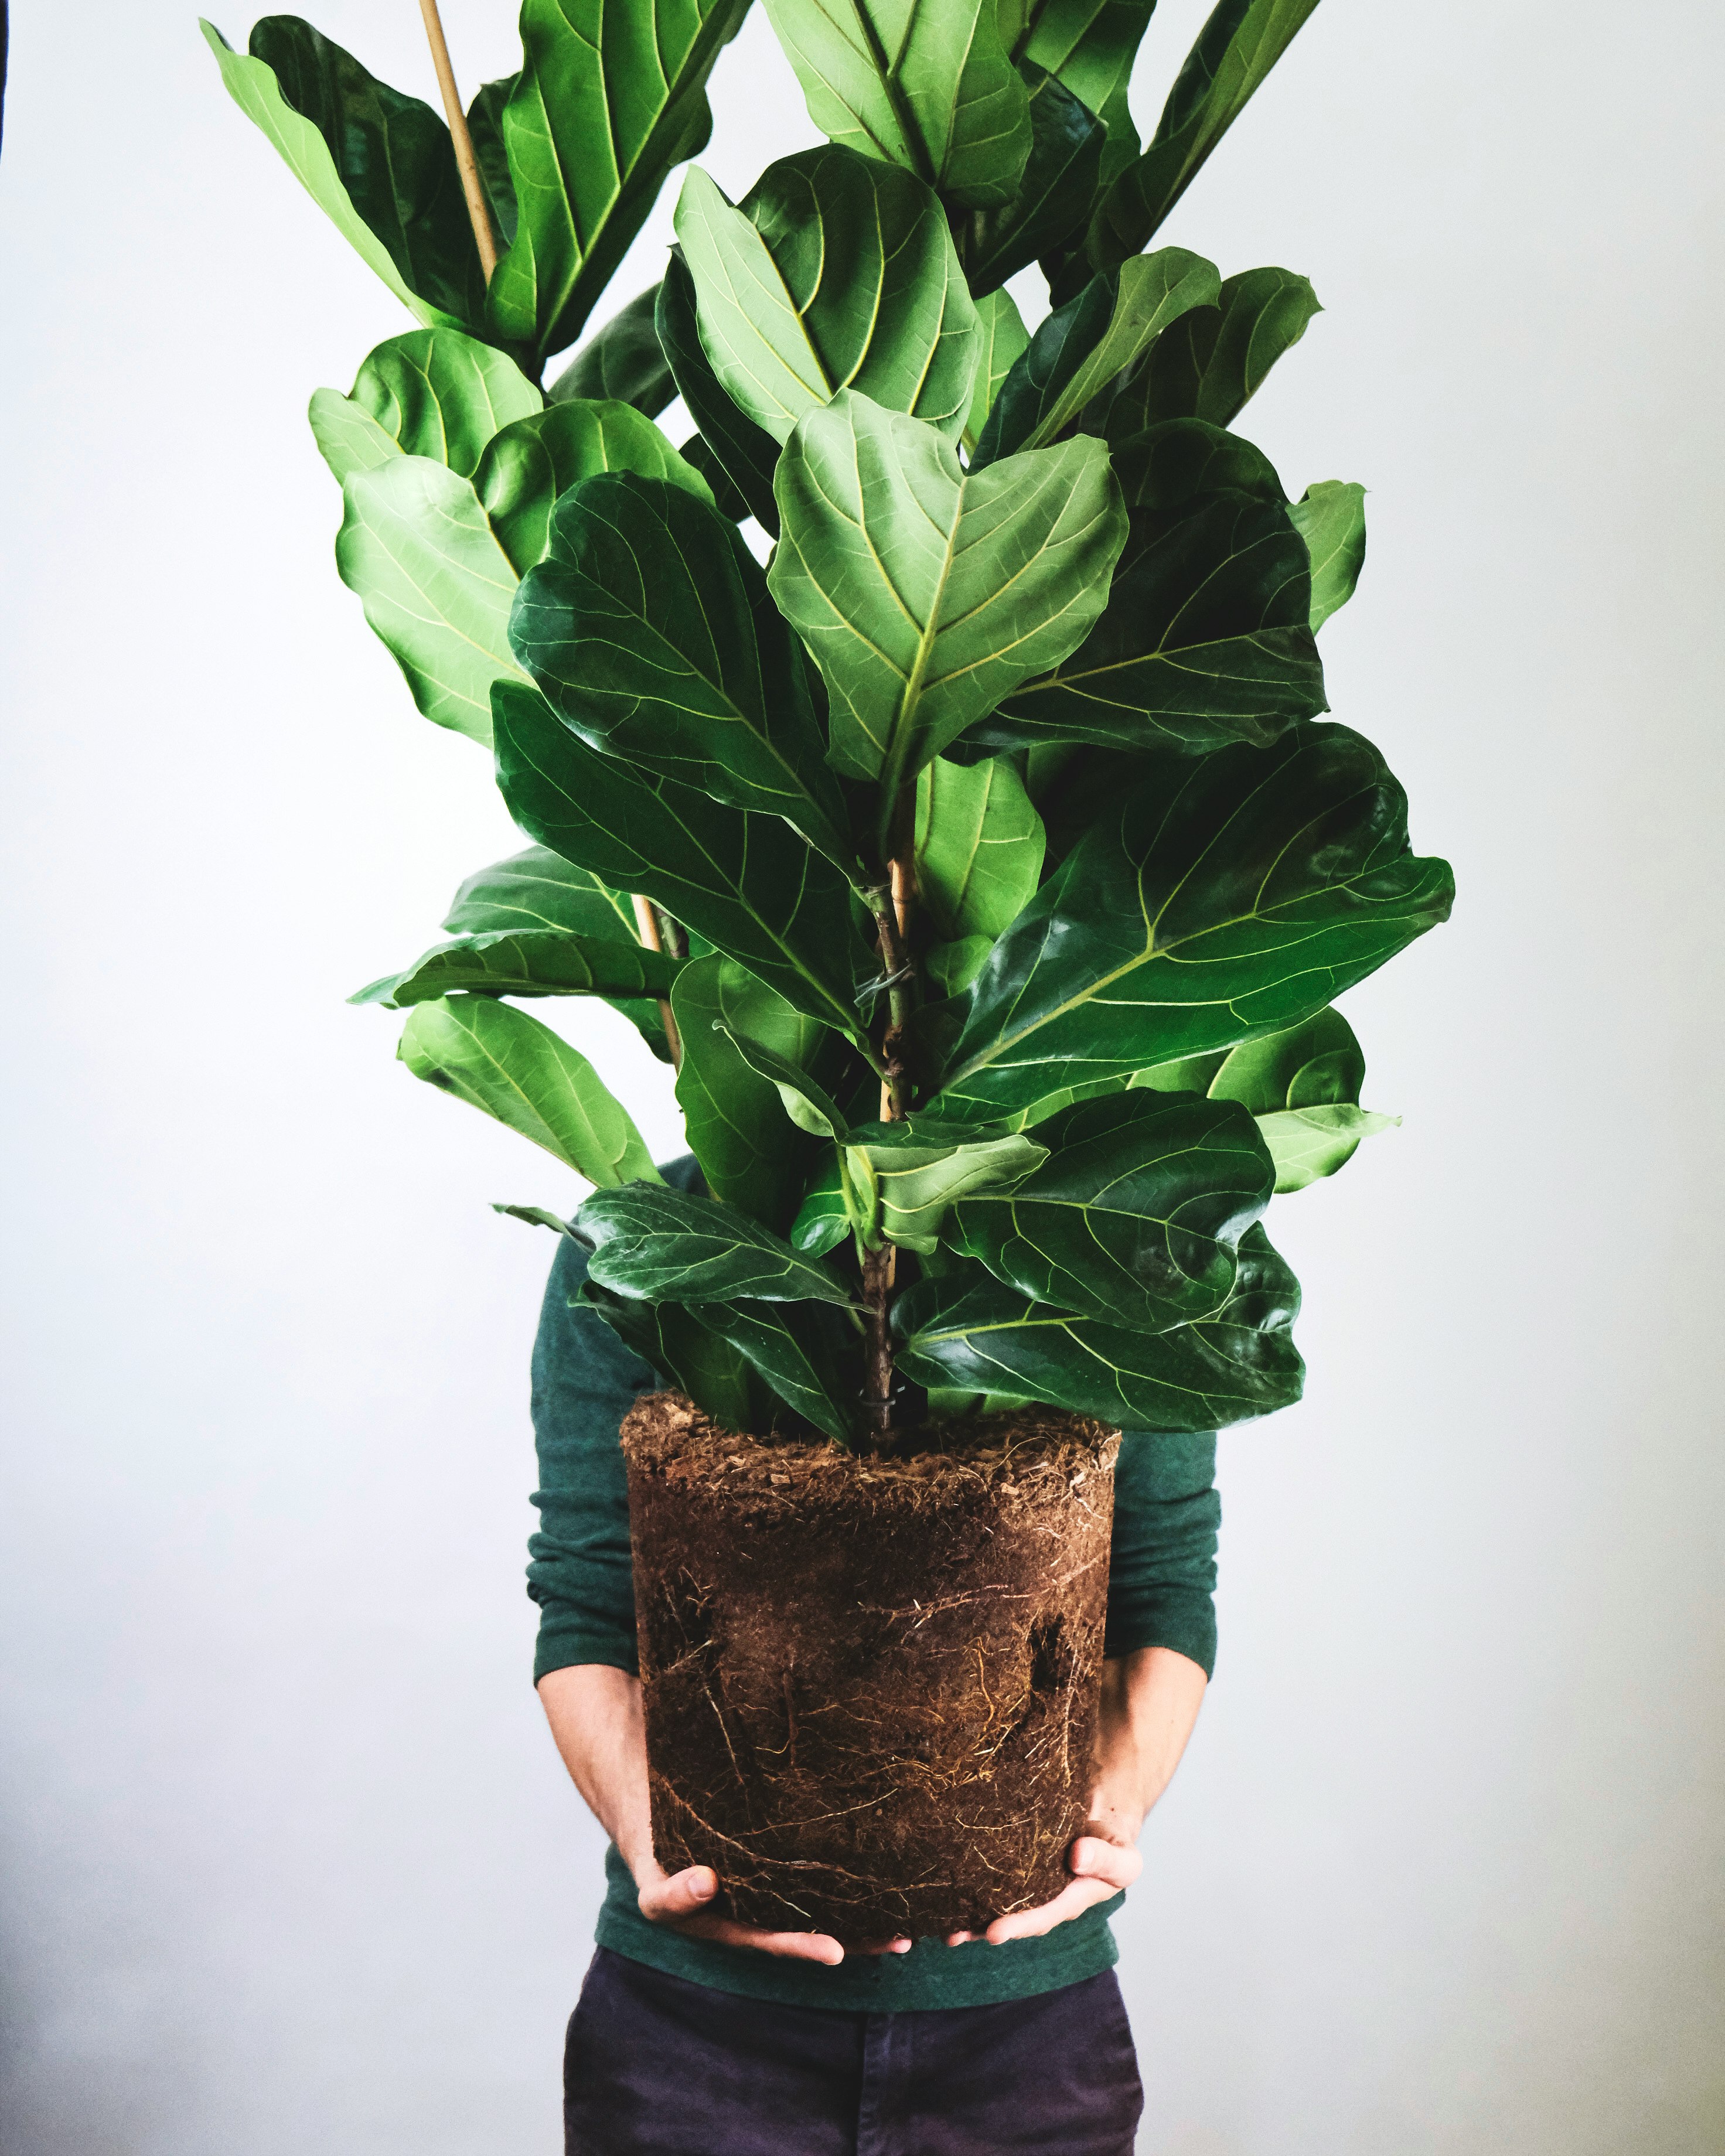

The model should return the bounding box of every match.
[1092,1645,1209,1838]
[537,1662,654,1875]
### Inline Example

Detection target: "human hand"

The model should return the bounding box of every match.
[636,1855,913,1965]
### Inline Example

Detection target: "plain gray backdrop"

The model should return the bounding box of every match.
[2,1,1720,2149]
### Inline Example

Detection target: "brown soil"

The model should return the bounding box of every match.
[621,1393,1119,1946]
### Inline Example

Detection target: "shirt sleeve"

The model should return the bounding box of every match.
[1102,1431,1221,1677]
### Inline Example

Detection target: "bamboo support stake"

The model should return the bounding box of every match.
[415,0,499,281]
[632,895,683,1070]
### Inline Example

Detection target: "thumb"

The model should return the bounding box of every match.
[639,1865,720,1925]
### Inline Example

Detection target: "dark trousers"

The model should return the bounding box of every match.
[564,1947,1144,2155]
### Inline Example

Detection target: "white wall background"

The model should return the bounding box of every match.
[2,1,1720,2149]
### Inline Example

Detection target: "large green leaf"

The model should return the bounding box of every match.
[973,249,1220,463]
[1010,0,1158,186]
[352,929,681,1008]
[952,65,1105,298]
[1089,0,1322,269]
[509,476,851,862]
[397,995,660,1185]
[947,1090,1270,1329]
[964,288,1031,448]
[761,0,1031,207]
[690,1299,860,1441]
[768,391,1125,807]
[717,1028,850,1139]
[578,1183,856,1304]
[202,18,478,330]
[475,404,711,575]
[963,418,1323,757]
[482,0,753,369]
[442,843,673,1059]
[894,1223,1303,1427]
[672,956,841,1227]
[492,679,868,1039]
[933,721,1455,1121]
[1094,267,1320,438]
[335,458,527,746]
[674,151,981,448]
[548,285,676,415]
[1206,1002,1392,1190]
[311,330,544,486]
[915,755,1045,994]
[656,251,783,533]
[1288,481,1366,630]
[844,1117,1046,1251]
[578,1280,757,1430]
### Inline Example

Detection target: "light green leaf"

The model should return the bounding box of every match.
[1095,267,1320,437]
[578,1183,856,1304]
[336,458,527,746]
[657,251,785,533]
[915,756,1045,943]
[718,1026,849,1138]
[475,402,712,575]
[352,928,681,1008]
[761,0,1032,207]
[508,476,851,862]
[973,248,1221,463]
[493,680,869,1039]
[894,1222,1303,1428]
[964,287,1029,448]
[1205,1002,1363,1113]
[342,329,543,477]
[674,151,981,447]
[1288,480,1366,631]
[307,389,401,486]
[789,1156,854,1254]
[1089,0,1322,268]
[844,1117,1046,1251]
[201,19,474,330]
[548,285,677,415]
[482,0,753,369]
[398,995,660,1185]
[768,391,1126,807]
[1256,1104,1396,1192]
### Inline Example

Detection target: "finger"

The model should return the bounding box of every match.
[944,1930,974,1947]
[854,1937,914,1957]
[986,1876,1119,1945]
[1068,1836,1143,1892]
[677,1914,846,1964]
[638,1865,720,1925]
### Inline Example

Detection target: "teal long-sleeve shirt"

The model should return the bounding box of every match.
[527,1168,1222,2012]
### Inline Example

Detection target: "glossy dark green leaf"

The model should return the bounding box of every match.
[578,1182,855,1304]
[336,458,527,746]
[656,251,783,533]
[675,149,981,446]
[672,957,845,1227]
[915,756,1045,993]
[948,1090,1270,1329]
[964,288,1030,449]
[768,391,1126,801]
[466,75,520,251]
[790,1155,854,1254]
[972,248,1220,464]
[475,404,711,575]
[894,1222,1303,1427]
[309,329,543,488]
[492,680,868,1040]
[1288,481,1366,630]
[1091,267,1320,440]
[443,843,674,1059]
[578,1279,757,1430]
[717,1028,848,1138]
[352,928,681,1008]
[397,995,660,1184]
[690,1299,860,1441]
[482,0,752,369]
[964,418,1323,758]
[1008,0,1157,187]
[203,17,480,329]
[933,721,1455,1121]
[1089,0,1322,269]
[548,285,676,416]
[509,475,851,861]
[845,1118,1046,1252]
[761,0,1031,208]
[952,66,1104,298]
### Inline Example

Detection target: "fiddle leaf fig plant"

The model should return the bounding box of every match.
[210,0,1451,1449]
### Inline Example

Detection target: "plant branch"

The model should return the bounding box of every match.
[630,893,683,1070]
[415,0,500,282]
